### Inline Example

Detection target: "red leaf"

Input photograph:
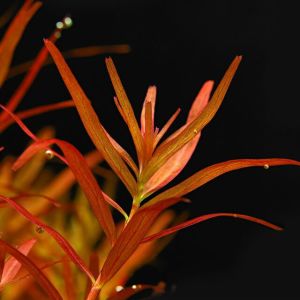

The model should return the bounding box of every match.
[0,239,62,299]
[0,0,42,86]
[0,100,74,132]
[143,81,214,196]
[141,56,242,184]
[147,158,300,206]
[0,195,94,281]
[99,197,184,286]
[0,104,67,164]
[44,40,137,197]
[0,28,61,122]
[105,57,144,165]
[12,138,117,244]
[0,239,36,286]
[142,213,282,243]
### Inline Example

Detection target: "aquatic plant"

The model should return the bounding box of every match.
[1,1,300,300]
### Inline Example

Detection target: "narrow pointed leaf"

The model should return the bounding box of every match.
[0,104,67,164]
[105,57,144,164]
[0,100,74,132]
[142,213,282,243]
[99,197,184,285]
[12,138,117,244]
[103,127,138,176]
[140,86,156,135]
[0,239,62,299]
[0,29,61,121]
[146,158,300,206]
[154,108,181,148]
[143,81,214,195]
[44,40,137,196]
[0,239,36,285]
[8,44,130,79]
[0,0,42,86]
[141,56,242,183]
[0,195,94,281]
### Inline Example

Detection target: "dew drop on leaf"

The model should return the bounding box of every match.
[45,149,54,160]
[35,226,44,234]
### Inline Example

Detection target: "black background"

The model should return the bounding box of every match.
[1,1,300,299]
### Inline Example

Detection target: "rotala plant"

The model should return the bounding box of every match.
[1,1,300,300]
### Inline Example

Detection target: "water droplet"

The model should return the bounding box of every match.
[193,129,198,134]
[132,284,137,289]
[63,16,73,28]
[56,21,64,29]
[264,164,269,170]
[35,226,44,234]
[115,285,124,292]
[45,149,54,160]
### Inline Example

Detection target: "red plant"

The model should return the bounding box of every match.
[1,1,300,299]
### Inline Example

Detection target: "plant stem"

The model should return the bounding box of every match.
[86,276,102,300]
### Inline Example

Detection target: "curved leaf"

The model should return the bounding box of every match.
[141,56,242,184]
[146,158,300,206]
[12,138,117,244]
[44,40,137,197]
[142,212,282,243]
[0,195,94,281]
[0,239,36,286]
[0,239,62,300]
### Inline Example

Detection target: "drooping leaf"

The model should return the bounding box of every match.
[142,212,282,243]
[0,0,42,86]
[141,56,242,184]
[0,104,67,164]
[0,101,74,132]
[0,195,94,281]
[146,158,300,206]
[0,239,36,286]
[0,239,62,300]
[105,57,144,165]
[12,138,117,244]
[44,40,137,197]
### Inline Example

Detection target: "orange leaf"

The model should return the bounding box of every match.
[140,86,156,136]
[99,197,184,285]
[44,40,137,197]
[0,239,62,299]
[105,57,144,165]
[142,212,282,243]
[0,0,42,86]
[146,158,300,206]
[0,104,67,164]
[13,138,117,245]
[0,29,61,122]
[141,56,242,184]
[143,81,214,196]
[0,195,94,281]
[0,100,74,132]
[0,239,36,286]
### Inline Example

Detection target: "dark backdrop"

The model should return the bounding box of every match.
[1,0,300,299]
